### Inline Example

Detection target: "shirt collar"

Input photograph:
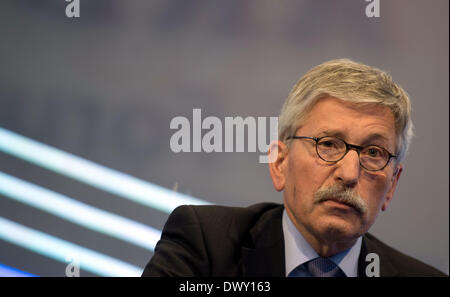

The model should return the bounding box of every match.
[282,209,362,277]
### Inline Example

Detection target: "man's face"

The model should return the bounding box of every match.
[270,97,403,247]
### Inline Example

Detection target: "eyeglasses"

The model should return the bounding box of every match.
[287,136,397,171]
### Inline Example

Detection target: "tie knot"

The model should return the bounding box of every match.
[307,257,345,277]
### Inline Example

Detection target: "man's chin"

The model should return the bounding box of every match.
[315,216,364,242]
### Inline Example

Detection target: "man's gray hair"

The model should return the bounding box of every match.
[278,58,413,162]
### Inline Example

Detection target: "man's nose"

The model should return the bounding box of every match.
[334,149,360,188]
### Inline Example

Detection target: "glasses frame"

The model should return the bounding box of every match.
[287,135,398,171]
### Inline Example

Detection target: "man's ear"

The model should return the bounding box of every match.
[382,163,403,211]
[268,140,289,192]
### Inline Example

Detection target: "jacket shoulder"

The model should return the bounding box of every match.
[185,202,282,226]
[142,202,283,276]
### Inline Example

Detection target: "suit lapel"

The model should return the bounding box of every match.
[358,234,399,277]
[240,206,285,277]
[241,243,285,276]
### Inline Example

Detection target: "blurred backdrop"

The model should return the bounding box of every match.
[0,0,448,276]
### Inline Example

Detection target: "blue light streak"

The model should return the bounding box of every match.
[0,127,211,214]
[0,217,143,277]
[0,171,161,251]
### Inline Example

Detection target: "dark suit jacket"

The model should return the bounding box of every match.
[142,203,446,277]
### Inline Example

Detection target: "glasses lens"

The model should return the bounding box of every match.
[316,137,346,161]
[360,146,390,170]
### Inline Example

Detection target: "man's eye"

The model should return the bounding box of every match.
[320,141,336,148]
[367,148,381,157]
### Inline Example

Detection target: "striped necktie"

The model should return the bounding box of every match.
[306,257,346,277]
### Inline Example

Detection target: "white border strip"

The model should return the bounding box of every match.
[0,217,143,277]
[0,127,211,213]
[0,171,161,251]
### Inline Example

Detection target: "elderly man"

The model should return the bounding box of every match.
[142,59,446,277]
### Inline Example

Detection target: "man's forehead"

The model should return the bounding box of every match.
[303,97,396,124]
[298,97,397,145]
[314,96,392,115]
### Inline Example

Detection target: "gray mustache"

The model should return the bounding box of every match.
[313,185,368,214]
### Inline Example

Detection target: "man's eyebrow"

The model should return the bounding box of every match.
[361,133,391,144]
[316,130,345,138]
[317,130,391,145]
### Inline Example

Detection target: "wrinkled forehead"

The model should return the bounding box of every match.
[306,97,394,120]
[298,97,398,148]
